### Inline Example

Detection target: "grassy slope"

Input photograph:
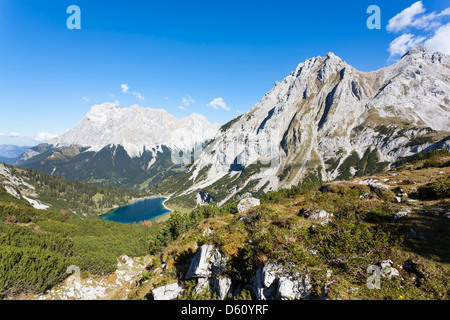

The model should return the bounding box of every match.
[0,186,162,299]
[130,150,450,300]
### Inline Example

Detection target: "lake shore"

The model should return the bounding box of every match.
[154,196,174,223]
[99,196,174,223]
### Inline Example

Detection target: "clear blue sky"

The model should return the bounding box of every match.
[0,0,449,146]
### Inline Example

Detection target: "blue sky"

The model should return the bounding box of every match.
[0,0,449,146]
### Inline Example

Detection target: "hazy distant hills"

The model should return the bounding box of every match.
[0,145,31,164]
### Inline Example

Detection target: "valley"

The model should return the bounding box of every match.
[0,45,449,301]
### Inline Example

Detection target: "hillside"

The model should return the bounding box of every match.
[2,148,449,300]
[0,183,161,299]
[129,148,449,300]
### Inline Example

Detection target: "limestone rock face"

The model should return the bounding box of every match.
[175,45,450,205]
[152,282,184,300]
[185,244,224,279]
[211,277,232,300]
[253,262,312,300]
[185,244,232,299]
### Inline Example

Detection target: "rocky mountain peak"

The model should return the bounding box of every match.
[169,47,450,206]
[49,103,220,158]
[402,44,430,58]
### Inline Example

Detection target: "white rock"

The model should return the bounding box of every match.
[277,276,311,300]
[254,262,311,300]
[237,197,260,213]
[380,260,400,279]
[211,277,232,300]
[186,244,224,279]
[152,282,184,300]
[393,211,408,221]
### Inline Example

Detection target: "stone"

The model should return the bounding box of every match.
[152,282,184,300]
[211,277,232,300]
[253,262,311,300]
[358,179,389,191]
[392,211,408,221]
[186,244,224,279]
[254,263,282,300]
[277,276,311,300]
[309,210,333,225]
[194,278,210,295]
[309,210,330,220]
[237,197,260,213]
[379,260,400,279]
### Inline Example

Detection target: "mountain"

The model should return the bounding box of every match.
[159,45,450,208]
[136,149,450,301]
[16,104,220,188]
[0,145,31,164]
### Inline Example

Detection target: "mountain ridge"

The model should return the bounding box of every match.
[160,45,450,208]
[49,103,220,159]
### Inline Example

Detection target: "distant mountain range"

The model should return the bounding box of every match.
[15,104,220,188]
[14,45,450,208]
[0,145,31,164]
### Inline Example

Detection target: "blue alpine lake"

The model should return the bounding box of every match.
[99,197,171,224]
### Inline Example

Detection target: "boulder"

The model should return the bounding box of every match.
[309,210,331,220]
[277,275,311,300]
[237,197,260,213]
[152,282,184,300]
[211,277,232,300]
[186,244,224,279]
[196,191,216,206]
[253,262,311,300]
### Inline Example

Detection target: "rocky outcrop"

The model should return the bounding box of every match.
[152,282,184,300]
[196,191,216,206]
[358,179,389,191]
[185,244,224,279]
[184,244,232,300]
[237,197,261,213]
[252,262,312,300]
[211,277,232,300]
[154,244,332,300]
